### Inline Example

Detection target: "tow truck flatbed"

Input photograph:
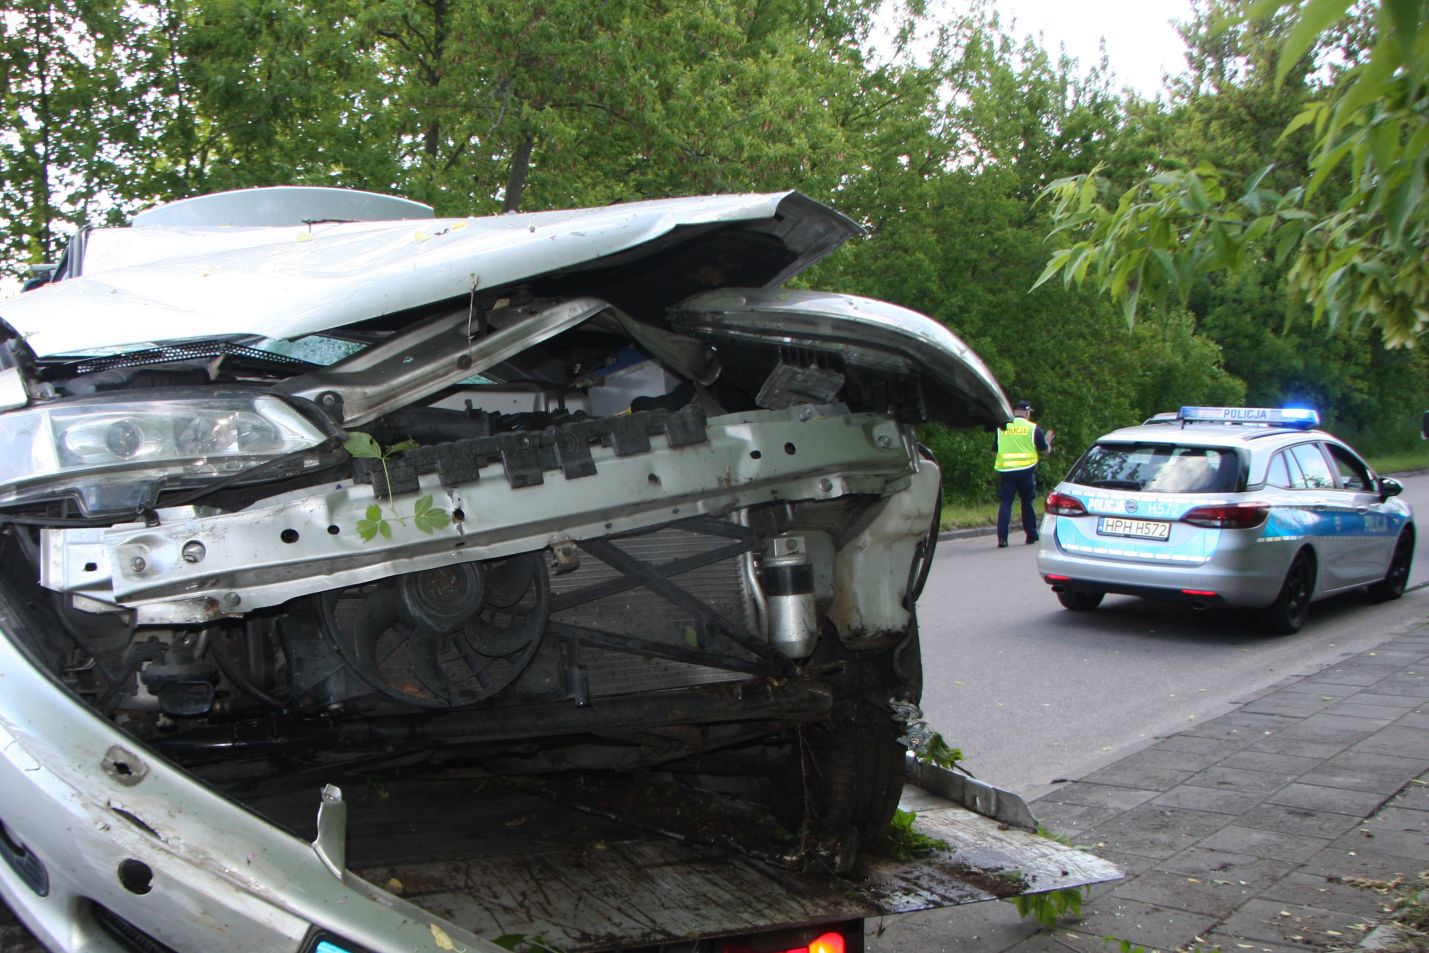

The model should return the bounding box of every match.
[240,761,1120,951]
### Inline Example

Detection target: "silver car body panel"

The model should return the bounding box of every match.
[674,288,1011,427]
[2,192,858,358]
[0,609,497,953]
[42,407,917,623]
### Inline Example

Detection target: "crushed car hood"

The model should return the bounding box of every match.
[3,191,859,358]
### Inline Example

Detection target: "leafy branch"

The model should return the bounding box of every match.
[344,432,451,542]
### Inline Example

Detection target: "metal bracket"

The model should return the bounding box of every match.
[312,783,348,878]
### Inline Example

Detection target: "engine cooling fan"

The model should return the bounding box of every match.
[318,553,549,708]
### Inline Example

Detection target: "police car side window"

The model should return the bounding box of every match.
[1290,443,1336,489]
[1266,452,1296,488]
[1323,443,1372,491]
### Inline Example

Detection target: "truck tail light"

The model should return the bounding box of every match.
[1181,503,1269,529]
[1045,492,1086,516]
[723,924,859,953]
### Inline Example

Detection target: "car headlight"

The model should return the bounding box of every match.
[0,391,336,515]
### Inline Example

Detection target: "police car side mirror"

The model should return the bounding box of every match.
[1378,477,1404,502]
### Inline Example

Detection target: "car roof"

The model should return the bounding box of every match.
[1093,422,1335,451]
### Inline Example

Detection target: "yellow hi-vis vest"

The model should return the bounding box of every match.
[995,418,1038,471]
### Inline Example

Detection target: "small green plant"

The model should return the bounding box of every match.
[881,808,950,860]
[1008,885,1084,928]
[1036,825,1073,847]
[344,432,451,541]
[919,731,964,769]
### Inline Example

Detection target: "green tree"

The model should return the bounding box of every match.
[1036,0,1429,346]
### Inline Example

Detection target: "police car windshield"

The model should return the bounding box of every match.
[1070,444,1241,494]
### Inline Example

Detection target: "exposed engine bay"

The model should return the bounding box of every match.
[0,188,1008,870]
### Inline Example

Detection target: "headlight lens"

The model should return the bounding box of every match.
[0,393,332,513]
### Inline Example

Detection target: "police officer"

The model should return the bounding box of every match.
[994,399,1052,548]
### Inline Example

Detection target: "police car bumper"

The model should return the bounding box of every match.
[1035,516,1291,609]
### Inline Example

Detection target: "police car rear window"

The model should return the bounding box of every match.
[1069,444,1241,493]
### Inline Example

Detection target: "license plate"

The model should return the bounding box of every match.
[1097,516,1171,540]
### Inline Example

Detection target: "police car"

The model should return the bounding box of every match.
[1036,407,1416,633]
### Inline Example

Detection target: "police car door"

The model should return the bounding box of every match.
[1286,443,1357,591]
[1320,441,1394,585]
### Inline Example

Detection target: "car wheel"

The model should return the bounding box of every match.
[800,695,906,850]
[1056,590,1104,611]
[1368,526,1415,603]
[1263,550,1315,634]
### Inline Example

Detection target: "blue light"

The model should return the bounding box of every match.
[316,942,354,953]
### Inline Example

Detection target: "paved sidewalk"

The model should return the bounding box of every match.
[876,616,1429,952]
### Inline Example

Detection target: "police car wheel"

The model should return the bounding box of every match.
[1263,550,1315,634]
[1368,528,1415,603]
[1056,590,1104,611]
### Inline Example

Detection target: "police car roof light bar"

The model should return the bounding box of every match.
[1176,406,1321,429]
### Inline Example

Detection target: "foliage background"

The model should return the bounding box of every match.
[2,0,1425,503]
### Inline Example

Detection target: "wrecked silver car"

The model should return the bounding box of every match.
[0,187,1008,951]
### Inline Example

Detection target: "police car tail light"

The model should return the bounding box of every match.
[1045,492,1086,516]
[1181,502,1270,529]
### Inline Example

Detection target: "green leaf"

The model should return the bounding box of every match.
[1381,0,1420,63]
[365,504,383,522]
[344,432,383,459]
[378,520,393,540]
[385,438,419,457]
[1275,0,1354,88]
[356,518,379,542]
[413,495,451,534]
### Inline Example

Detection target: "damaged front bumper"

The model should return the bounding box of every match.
[0,603,494,953]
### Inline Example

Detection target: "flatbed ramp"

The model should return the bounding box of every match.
[336,767,1119,951]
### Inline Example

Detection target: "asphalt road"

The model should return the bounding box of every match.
[914,471,1429,803]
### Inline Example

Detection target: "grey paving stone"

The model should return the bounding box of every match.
[866,901,1041,953]
[1199,928,1306,952]
[1079,761,1196,793]
[1275,681,1363,701]
[1109,867,1273,919]
[1320,700,1405,723]
[1302,667,1394,687]
[1195,825,1332,864]
[1081,804,1231,860]
[1365,672,1429,697]
[1075,845,1157,878]
[1271,713,1387,746]
[1258,871,1398,919]
[1238,802,1366,840]
[1151,733,1255,759]
[1071,895,1220,953]
[1239,694,1338,718]
[1364,804,1429,832]
[1245,735,1350,759]
[1296,845,1424,883]
[1216,751,1326,777]
[1329,817,1429,863]
[1394,710,1429,729]
[1115,745,1224,773]
[1265,783,1392,817]
[1298,750,1424,795]
[1351,725,1429,760]
[1037,781,1160,812]
[1217,897,1376,949]
[1387,778,1429,810]
[1340,692,1425,710]
[1178,711,1299,743]
[1028,801,1128,838]
[1186,764,1302,796]
[1151,784,1259,816]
